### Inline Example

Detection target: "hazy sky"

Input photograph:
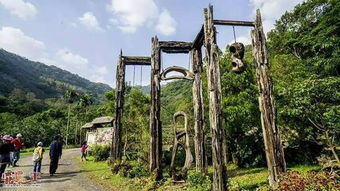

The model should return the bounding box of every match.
[0,0,304,87]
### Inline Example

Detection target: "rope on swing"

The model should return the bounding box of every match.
[188,51,192,71]
[161,51,164,72]
[140,65,142,87]
[133,65,136,86]
[232,26,237,43]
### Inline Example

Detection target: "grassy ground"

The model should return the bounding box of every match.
[78,156,142,191]
[78,157,321,191]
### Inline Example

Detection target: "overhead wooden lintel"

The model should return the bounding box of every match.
[213,19,255,27]
[122,56,151,65]
[161,49,190,54]
[159,41,192,53]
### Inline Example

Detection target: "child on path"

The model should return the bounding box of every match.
[32,142,44,174]
[80,141,88,161]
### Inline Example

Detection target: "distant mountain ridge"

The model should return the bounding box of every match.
[0,49,112,100]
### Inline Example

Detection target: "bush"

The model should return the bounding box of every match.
[126,160,148,178]
[187,170,212,191]
[111,160,148,178]
[278,170,340,191]
[87,144,111,161]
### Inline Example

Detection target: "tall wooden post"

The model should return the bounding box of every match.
[112,50,125,161]
[203,5,228,191]
[150,36,162,180]
[251,9,286,187]
[192,47,207,174]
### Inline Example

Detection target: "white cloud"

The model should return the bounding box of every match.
[107,0,177,35]
[0,26,46,60]
[107,0,158,33]
[56,49,88,66]
[118,25,137,33]
[249,0,304,32]
[95,66,108,75]
[155,9,176,36]
[0,0,37,20]
[78,12,104,31]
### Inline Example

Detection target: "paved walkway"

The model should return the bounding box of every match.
[1,148,106,191]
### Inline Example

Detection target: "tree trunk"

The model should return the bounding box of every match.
[66,104,71,146]
[203,5,228,191]
[251,9,286,187]
[112,50,125,161]
[150,36,162,180]
[192,47,207,174]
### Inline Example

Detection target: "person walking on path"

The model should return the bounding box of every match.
[49,135,63,176]
[32,142,44,174]
[11,133,24,167]
[80,141,88,161]
[0,135,14,181]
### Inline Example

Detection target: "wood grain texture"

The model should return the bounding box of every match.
[251,9,286,188]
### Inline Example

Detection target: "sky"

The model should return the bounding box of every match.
[0,0,304,88]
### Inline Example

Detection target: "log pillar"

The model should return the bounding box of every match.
[192,47,207,174]
[203,5,228,191]
[150,36,162,180]
[112,50,125,161]
[251,9,286,187]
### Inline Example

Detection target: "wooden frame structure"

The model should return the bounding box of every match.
[114,4,286,190]
[149,37,207,179]
[111,50,151,161]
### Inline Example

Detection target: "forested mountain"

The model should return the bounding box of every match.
[0,49,111,99]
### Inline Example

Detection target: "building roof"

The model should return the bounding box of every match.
[82,122,94,129]
[91,116,114,124]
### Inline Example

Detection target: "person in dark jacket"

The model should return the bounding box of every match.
[0,135,15,180]
[49,135,63,176]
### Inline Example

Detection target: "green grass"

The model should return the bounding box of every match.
[78,158,321,191]
[226,164,321,190]
[77,156,143,191]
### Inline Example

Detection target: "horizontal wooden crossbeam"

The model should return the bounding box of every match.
[122,56,151,65]
[159,41,192,54]
[213,19,255,27]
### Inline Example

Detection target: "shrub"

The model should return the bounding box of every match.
[187,170,212,191]
[126,160,148,178]
[111,160,148,178]
[87,144,111,161]
[278,170,340,191]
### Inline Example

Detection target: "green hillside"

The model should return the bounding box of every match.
[0,49,111,99]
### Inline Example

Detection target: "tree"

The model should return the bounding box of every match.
[64,89,79,145]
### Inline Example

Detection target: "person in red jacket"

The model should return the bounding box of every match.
[11,133,24,167]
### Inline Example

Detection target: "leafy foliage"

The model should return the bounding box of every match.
[88,144,111,161]
[278,170,340,190]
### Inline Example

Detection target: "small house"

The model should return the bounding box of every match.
[82,116,114,146]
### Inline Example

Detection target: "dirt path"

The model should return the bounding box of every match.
[1,148,106,191]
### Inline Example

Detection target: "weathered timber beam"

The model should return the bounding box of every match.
[161,49,191,54]
[159,41,192,53]
[122,56,151,65]
[213,19,255,27]
[192,25,204,49]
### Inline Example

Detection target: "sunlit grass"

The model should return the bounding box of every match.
[79,158,321,191]
[78,156,141,191]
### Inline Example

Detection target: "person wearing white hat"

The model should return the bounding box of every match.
[32,142,44,174]
[11,133,25,167]
[0,135,14,180]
